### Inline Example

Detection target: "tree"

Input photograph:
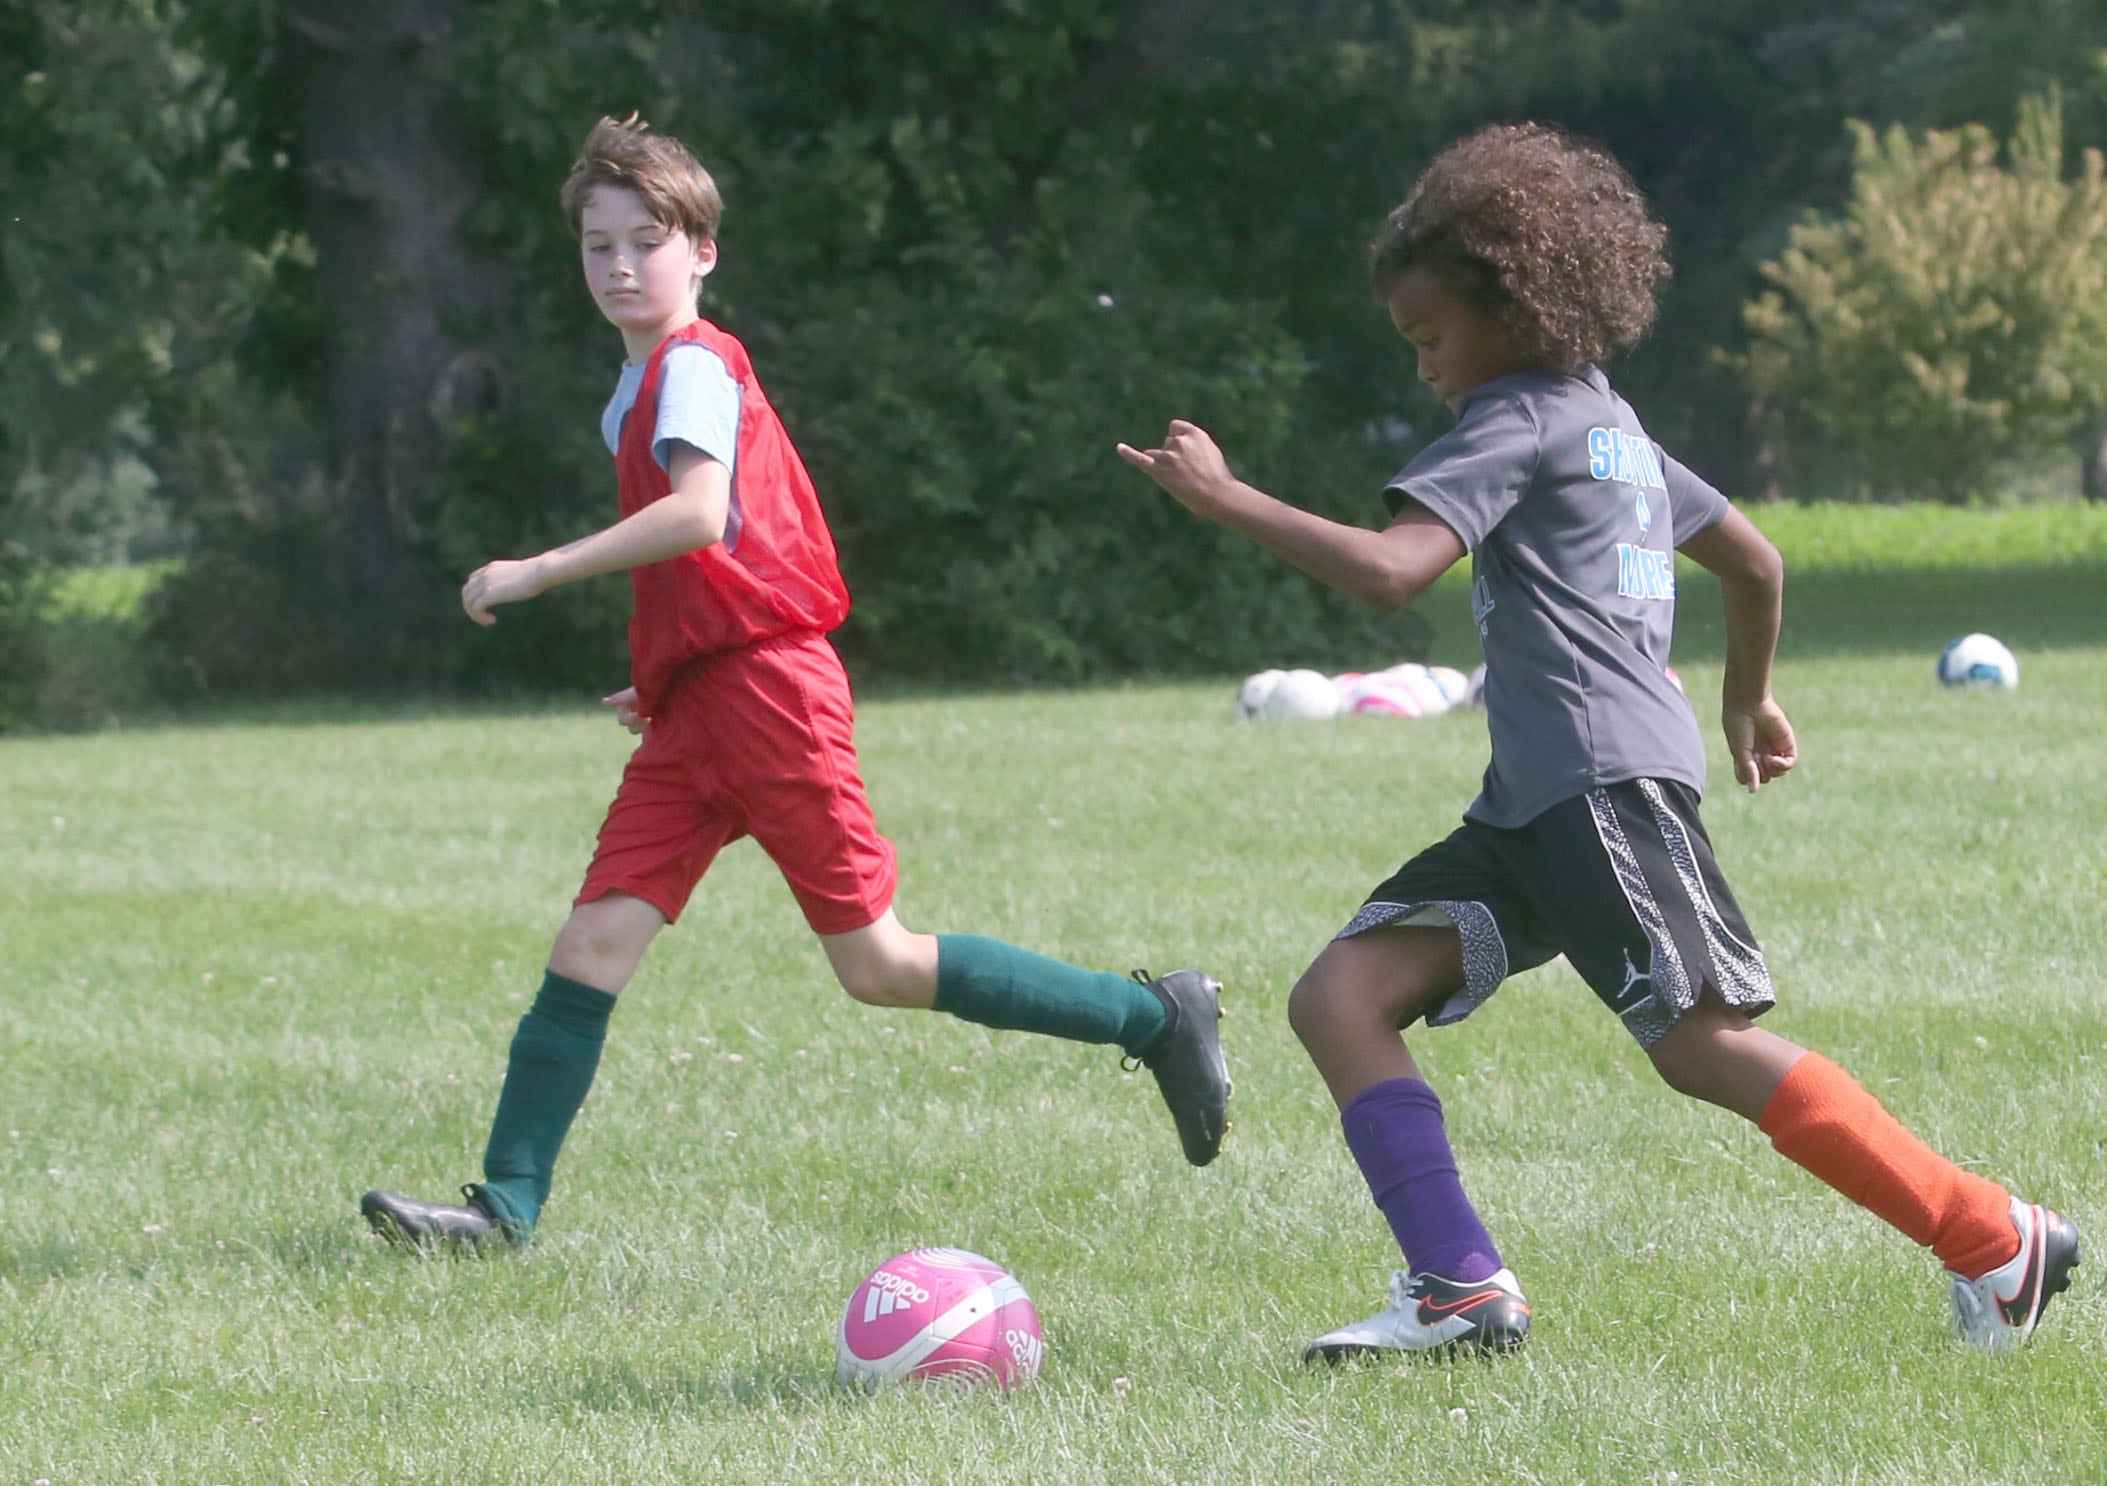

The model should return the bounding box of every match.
[0,0,247,560]
[1742,91,2107,501]
[275,0,509,606]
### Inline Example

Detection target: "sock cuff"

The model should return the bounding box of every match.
[1757,1050,1857,1140]
[1342,1076,1441,1127]
[467,1180,535,1242]
[535,969,618,1035]
[931,934,978,1010]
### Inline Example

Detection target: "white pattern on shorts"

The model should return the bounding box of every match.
[1335,899,1510,1028]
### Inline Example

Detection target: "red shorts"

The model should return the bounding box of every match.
[575,631,898,935]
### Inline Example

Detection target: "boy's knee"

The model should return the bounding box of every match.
[549,899,659,986]
[1645,1036,1709,1099]
[553,917,624,966]
[1290,960,1442,1047]
[834,955,918,1008]
[1286,968,1337,1048]
[1646,1011,1741,1100]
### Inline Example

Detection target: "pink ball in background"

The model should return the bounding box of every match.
[1347,676,1425,717]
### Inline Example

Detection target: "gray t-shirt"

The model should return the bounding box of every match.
[1387,365,1730,827]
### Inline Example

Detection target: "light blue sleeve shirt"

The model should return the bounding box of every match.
[599,343,743,475]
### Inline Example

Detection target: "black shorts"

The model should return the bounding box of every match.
[1336,777,1774,1046]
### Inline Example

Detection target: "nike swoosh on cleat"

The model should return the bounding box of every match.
[1416,1289,1515,1323]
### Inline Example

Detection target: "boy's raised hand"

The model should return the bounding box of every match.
[1724,695,1798,793]
[1117,419,1234,512]
[461,557,549,626]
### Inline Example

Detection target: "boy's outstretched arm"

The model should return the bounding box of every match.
[1677,505,1797,792]
[462,446,730,625]
[1118,419,1464,609]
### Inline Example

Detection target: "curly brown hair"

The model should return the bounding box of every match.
[1368,123,1670,372]
[559,113,722,244]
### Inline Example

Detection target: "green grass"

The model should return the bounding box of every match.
[5,595,2105,1480]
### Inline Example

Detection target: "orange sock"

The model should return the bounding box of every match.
[1758,1051,2018,1278]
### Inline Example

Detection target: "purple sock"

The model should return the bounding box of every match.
[1340,1077,1502,1283]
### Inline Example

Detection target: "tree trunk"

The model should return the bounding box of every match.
[1743,394,1787,503]
[2073,418,2107,503]
[286,0,500,611]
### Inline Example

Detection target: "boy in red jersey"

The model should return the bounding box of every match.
[361,116,1228,1250]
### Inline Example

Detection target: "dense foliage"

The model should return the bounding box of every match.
[1746,93,2107,501]
[5,0,2107,720]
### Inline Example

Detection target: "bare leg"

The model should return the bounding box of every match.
[1287,925,1465,1107]
[548,891,667,994]
[1290,922,1520,1347]
[1642,990,1807,1122]
[366,892,666,1246]
[1662,993,2044,1304]
[819,907,939,1008]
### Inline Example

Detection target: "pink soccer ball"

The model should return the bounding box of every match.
[836,1247,1044,1391]
[1344,664,1453,719]
[1346,675,1425,717]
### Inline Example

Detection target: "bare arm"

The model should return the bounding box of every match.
[1117,419,1465,608]
[1677,505,1797,792]
[462,445,731,625]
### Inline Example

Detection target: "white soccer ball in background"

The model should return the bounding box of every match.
[837,1247,1044,1391]
[1937,633,2020,690]
[1260,668,1342,720]
[1426,666,1471,706]
[1462,664,1488,709]
[1235,669,1286,719]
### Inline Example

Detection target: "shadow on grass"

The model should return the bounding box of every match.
[0,1237,91,1286]
[1673,560,2107,664]
[0,1224,379,1287]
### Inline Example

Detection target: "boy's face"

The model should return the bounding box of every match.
[1386,269,1523,412]
[579,185,716,359]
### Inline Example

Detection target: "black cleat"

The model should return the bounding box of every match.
[1128,969,1232,1167]
[360,1185,513,1254]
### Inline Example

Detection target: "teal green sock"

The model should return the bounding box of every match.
[479,969,616,1237]
[933,934,1167,1055]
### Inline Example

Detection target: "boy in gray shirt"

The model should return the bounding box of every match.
[1120,121,2076,1360]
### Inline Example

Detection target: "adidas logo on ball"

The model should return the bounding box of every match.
[837,1248,1044,1391]
[863,1270,933,1321]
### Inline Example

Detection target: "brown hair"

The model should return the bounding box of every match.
[559,113,722,243]
[1369,123,1669,372]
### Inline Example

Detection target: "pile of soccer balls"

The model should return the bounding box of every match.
[1236,663,1476,722]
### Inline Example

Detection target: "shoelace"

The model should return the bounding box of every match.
[1120,970,1158,1070]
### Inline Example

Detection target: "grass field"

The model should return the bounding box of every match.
[5,568,2105,1481]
